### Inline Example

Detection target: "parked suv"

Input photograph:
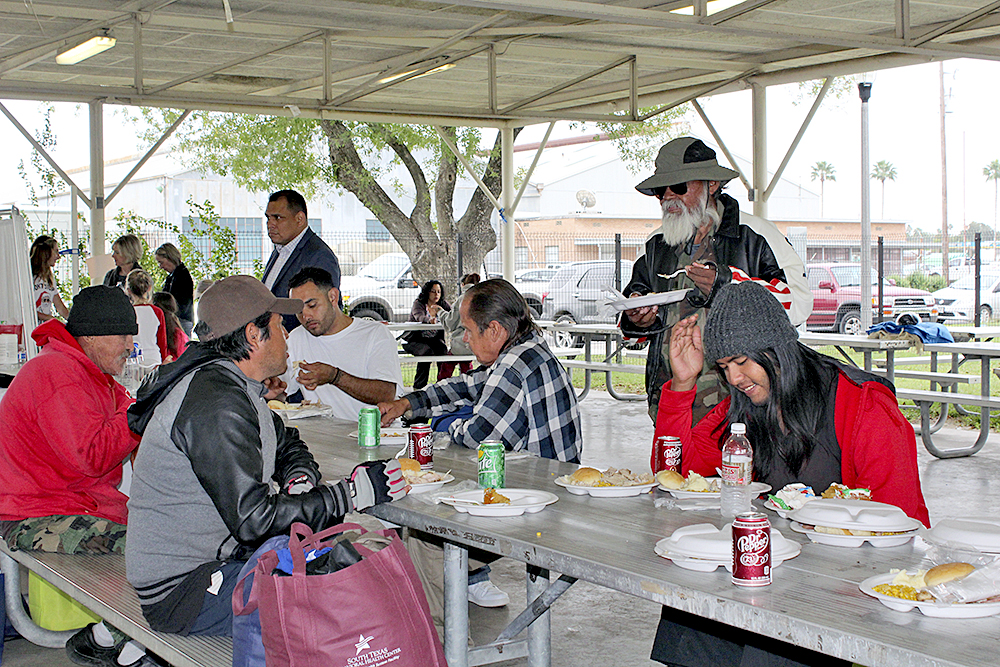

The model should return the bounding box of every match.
[807,263,937,335]
[340,252,545,322]
[540,260,633,346]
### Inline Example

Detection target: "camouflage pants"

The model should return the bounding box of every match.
[1,515,127,555]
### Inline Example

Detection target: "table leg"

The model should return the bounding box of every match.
[1,552,77,647]
[574,334,592,401]
[444,542,469,667]
[885,350,894,384]
[526,565,551,667]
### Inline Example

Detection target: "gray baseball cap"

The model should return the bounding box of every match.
[635,137,739,196]
[197,275,302,341]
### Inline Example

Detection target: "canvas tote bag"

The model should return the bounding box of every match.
[233,522,445,667]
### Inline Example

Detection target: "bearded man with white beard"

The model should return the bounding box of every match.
[621,137,811,423]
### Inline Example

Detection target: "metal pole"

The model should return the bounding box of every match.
[859,82,873,334]
[877,236,884,323]
[940,63,950,285]
[89,100,106,265]
[501,127,515,282]
[526,565,551,667]
[614,233,622,292]
[443,542,469,667]
[975,232,982,326]
[71,186,79,295]
[751,83,767,218]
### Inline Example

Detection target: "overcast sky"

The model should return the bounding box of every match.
[2,57,999,233]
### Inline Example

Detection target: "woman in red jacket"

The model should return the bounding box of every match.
[650,280,929,667]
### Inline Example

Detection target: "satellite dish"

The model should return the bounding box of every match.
[576,189,597,211]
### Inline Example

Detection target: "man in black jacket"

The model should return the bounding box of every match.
[620,137,811,422]
[125,275,405,636]
[262,189,341,331]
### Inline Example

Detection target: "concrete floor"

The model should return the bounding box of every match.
[3,391,998,667]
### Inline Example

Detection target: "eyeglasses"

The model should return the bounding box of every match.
[652,182,688,197]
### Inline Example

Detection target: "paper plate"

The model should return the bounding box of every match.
[271,403,334,420]
[654,531,800,572]
[860,573,1000,617]
[763,499,792,519]
[788,499,921,532]
[925,518,1000,553]
[605,290,689,312]
[789,521,917,548]
[405,473,455,494]
[348,428,409,446]
[441,489,558,517]
[554,475,656,497]
[665,480,771,500]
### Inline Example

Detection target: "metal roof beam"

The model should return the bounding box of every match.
[106,109,191,204]
[500,55,634,114]
[911,1,1000,47]
[707,0,780,26]
[895,0,910,41]
[691,99,751,194]
[764,77,831,201]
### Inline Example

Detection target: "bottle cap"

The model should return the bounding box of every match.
[730,422,746,435]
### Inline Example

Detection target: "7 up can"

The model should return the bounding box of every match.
[477,441,505,489]
[358,407,381,448]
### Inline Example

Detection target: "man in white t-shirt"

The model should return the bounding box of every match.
[279,267,403,419]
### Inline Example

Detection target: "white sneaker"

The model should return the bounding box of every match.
[468,580,510,607]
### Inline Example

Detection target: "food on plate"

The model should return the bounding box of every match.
[769,483,817,511]
[569,467,605,486]
[566,467,653,487]
[872,563,978,603]
[801,524,909,537]
[821,483,871,501]
[674,472,720,493]
[655,470,685,490]
[484,488,510,504]
[925,562,976,587]
[397,457,447,485]
[267,400,300,410]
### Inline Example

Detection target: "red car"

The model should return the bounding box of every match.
[807,263,938,335]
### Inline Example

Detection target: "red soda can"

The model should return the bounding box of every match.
[407,424,434,470]
[653,435,682,473]
[732,512,771,587]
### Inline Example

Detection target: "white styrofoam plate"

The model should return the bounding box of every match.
[788,499,921,532]
[405,473,455,494]
[441,489,558,517]
[271,403,334,420]
[348,428,409,446]
[554,475,656,497]
[665,480,770,500]
[763,499,792,519]
[860,573,1000,617]
[653,536,800,572]
[789,521,917,548]
[605,289,689,312]
[925,518,1000,553]
[661,523,800,561]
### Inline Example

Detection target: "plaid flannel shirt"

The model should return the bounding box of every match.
[405,331,582,462]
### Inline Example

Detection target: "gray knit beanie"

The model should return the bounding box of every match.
[703,281,798,362]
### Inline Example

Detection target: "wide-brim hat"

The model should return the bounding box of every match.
[635,137,739,196]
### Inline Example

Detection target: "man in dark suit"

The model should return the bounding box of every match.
[262,189,341,331]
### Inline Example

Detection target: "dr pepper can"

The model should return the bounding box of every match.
[732,512,771,587]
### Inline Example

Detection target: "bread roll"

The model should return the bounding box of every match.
[925,562,976,587]
[655,470,685,490]
[569,467,604,486]
[398,457,421,476]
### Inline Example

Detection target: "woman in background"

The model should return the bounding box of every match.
[152,292,189,362]
[439,273,480,377]
[125,269,169,365]
[402,279,451,390]
[155,243,194,335]
[30,235,69,323]
[103,234,143,289]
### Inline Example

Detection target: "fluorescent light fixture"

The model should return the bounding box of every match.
[378,61,455,84]
[671,0,744,15]
[56,34,116,65]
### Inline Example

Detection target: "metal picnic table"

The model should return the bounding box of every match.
[798,332,911,384]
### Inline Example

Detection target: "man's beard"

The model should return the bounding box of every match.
[658,189,720,247]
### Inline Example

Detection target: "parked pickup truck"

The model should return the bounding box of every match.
[807,263,937,335]
[339,253,544,322]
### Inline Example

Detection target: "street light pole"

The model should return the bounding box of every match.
[859,81,872,334]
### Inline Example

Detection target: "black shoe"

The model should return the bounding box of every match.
[65,624,122,667]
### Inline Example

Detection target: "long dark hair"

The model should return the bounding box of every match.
[30,235,59,285]
[152,292,183,356]
[716,341,839,480]
[417,279,446,305]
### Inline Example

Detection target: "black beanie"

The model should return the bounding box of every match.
[703,281,798,363]
[65,285,139,337]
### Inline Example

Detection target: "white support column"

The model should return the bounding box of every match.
[90,100,106,261]
[71,187,79,295]
[751,83,767,219]
[502,126,515,282]
[860,82,873,333]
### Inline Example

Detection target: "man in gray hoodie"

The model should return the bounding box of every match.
[125,275,405,636]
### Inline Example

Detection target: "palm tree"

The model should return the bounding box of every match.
[985,160,1000,260]
[810,161,836,218]
[871,160,897,220]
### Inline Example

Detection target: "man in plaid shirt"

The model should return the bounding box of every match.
[379,278,581,463]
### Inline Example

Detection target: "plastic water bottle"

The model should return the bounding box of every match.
[721,422,754,519]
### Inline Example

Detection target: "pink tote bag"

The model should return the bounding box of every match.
[233,522,446,667]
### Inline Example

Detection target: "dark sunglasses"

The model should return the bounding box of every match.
[652,182,688,197]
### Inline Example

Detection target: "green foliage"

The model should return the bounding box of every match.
[17,104,64,210]
[897,272,946,292]
[569,105,689,175]
[968,221,995,241]
[792,76,859,107]
[871,160,897,182]
[810,161,836,183]
[983,159,1000,183]
[113,210,171,287]
[183,197,239,281]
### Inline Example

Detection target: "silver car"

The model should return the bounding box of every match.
[933,272,1000,322]
[540,260,633,347]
